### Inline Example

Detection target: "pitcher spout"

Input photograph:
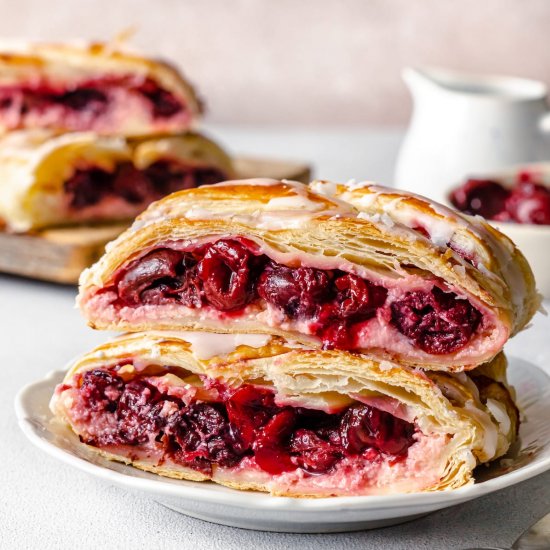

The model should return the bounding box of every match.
[402,66,547,102]
[402,67,441,94]
[401,67,468,102]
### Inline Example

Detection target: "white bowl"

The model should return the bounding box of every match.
[492,221,550,297]
[15,358,550,533]
[449,163,550,297]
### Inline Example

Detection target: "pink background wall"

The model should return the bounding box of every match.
[2,0,550,125]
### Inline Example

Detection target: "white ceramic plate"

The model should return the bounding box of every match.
[15,357,550,533]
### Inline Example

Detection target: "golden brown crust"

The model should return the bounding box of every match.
[51,331,519,497]
[78,179,538,370]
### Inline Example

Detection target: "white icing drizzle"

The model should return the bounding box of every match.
[471,216,527,320]
[352,192,379,210]
[265,194,324,211]
[182,206,218,220]
[485,398,512,436]
[309,179,338,196]
[386,207,456,248]
[357,211,395,228]
[210,177,284,187]
[343,179,378,191]
[180,332,273,360]
[182,208,317,231]
[463,400,499,459]
[254,212,315,230]
[172,179,353,230]
[353,182,462,221]
[446,371,502,461]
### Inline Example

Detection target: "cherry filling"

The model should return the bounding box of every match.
[74,368,416,476]
[136,78,183,118]
[390,287,481,354]
[0,76,184,126]
[198,240,261,310]
[113,239,483,354]
[450,175,550,224]
[257,264,330,318]
[64,161,226,210]
[450,178,510,219]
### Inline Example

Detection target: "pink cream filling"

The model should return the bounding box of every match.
[0,76,190,132]
[81,238,507,365]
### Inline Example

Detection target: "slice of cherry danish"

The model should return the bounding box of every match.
[0,42,200,135]
[0,130,233,231]
[50,332,518,497]
[78,179,538,371]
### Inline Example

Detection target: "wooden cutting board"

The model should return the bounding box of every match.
[0,156,311,284]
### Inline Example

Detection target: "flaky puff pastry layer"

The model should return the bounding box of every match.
[0,41,200,135]
[0,129,233,231]
[310,180,539,335]
[79,179,538,371]
[50,332,518,497]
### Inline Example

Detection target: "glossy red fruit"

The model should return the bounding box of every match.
[138,254,203,309]
[491,210,513,222]
[516,169,542,185]
[339,404,415,456]
[143,161,183,195]
[64,168,113,208]
[116,379,163,444]
[226,385,277,448]
[117,248,183,305]
[505,182,550,224]
[198,240,256,311]
[143,162,226,196]
[186,402,228,435]
[137,79,183,118]
[172,402,243,468]
[320,320,355,350]
[412,225,430,239]
[390,286,482,354]
[112,163,155,204]
[334,273,387,319]
[447,241,477,266]
[175,257,205,308]
[450,178,510,218]
[257,264,331,317]
[80,369,124,412]
[253,409,296,474]
[57,88,108,113]
[78,371,420,477]
[290,429,340,474]
[193,168,228,187]
[309,273,387,350]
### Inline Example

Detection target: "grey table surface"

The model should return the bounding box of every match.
[1,125,549,550]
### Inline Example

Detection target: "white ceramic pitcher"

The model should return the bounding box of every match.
[394,67,550,203]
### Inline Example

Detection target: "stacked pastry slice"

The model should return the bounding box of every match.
[0,130,233,231]
[0,42,233,232]
[0,42,200,135]
[51,179,538,497]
